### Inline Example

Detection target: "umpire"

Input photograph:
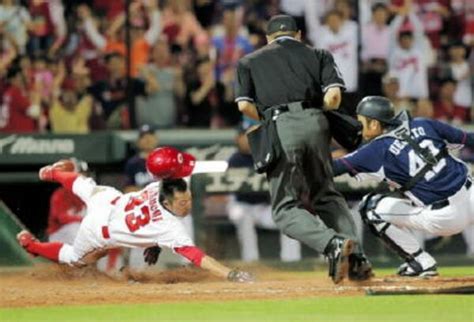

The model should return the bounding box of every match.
[235,15,371,283]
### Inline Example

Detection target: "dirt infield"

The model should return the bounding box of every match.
[1,264,473,308]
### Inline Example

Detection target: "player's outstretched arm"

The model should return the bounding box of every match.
[174,246,254,282]
[201,255,255,283]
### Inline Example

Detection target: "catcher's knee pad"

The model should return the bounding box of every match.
[359,193,394,239]
[359,193,388,226]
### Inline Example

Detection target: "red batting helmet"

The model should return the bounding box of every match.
[146,146,196,180]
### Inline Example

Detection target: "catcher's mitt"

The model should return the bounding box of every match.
[227,268,255,283]
[325,111,362,151]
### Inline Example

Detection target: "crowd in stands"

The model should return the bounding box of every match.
[0,0,472,134]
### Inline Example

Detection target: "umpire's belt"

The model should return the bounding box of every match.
[262,101,316,120]
[431,178,472,210]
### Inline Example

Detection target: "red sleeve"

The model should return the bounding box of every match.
[174,246,205,267]
[50,190,83,226]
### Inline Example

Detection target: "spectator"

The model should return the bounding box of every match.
[184,57,226,128]
[388,7,429,100]
[433,78,468,124]
[31,55,54,103]
[451,0,474,46]
[212,7,253,125]
[226,123,302,262]
[417,0,451,48]
[392,0,450,49]
[212,8,253,83]
[0,65,41,132]
[0,26,18,76]
[0,0,31,54]
[305,0,336,43]
[193,0,217,29]
[88,52,148,129]
[360,3,390,96]
[47,159,88,244]
[136,39,181,129]
[358,0,391,25]
[447,42,472,111]
[313,8,359,114]
[279,0,308,37]
[79,1,161,76]
[381,73,415,114]
[161,0,206,49]
[49,63,93,134]
[412,98,434,118]
[27,0,66,57]
[92,0,125,22]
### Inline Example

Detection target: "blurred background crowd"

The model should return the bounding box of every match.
[0,0,472,134]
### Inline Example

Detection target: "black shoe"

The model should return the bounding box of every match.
[348,253,374,281]
[325,237,355,284]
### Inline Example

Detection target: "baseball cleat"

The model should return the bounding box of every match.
[17,230,38,254]
[325,237,355,284]
[397,262,439,277]
[348,253,374,281]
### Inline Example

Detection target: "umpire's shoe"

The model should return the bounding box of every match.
[348,253,374,281]
[324,237,355,284]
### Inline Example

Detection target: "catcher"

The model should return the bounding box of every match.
[17,147,253,283]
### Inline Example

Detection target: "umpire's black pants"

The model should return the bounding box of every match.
[267,108,361,254]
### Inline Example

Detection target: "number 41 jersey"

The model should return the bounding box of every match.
[334,118,469,205]
[107,182,194,249]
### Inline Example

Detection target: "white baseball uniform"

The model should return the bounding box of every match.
[388,12,429,99]
[334,116,474,270]
[314,21,359,92]
[58,176,194,267]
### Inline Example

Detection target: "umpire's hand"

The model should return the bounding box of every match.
[323,87,342,111]
[143,246,162,265]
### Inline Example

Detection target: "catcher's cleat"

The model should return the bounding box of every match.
[325,237,355,284]
[17,230,38,255]
[348,253,374,281]
[397,261,439,277]
[39,159,76,181]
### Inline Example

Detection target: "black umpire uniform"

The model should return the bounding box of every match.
[235,15,371,283]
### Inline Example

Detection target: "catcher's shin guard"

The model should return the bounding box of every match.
[359,193,414,262]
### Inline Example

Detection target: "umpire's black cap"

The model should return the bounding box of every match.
[266,15,298,35]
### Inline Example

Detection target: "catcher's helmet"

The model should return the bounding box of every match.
[356,96,400,126]
[146,146,196,180]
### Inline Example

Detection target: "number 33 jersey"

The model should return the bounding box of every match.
[333,118,470,205]
[107,182,194,249]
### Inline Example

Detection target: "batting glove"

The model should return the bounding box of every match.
[143,246,162,265]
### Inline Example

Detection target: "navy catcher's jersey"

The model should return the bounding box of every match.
[333,118,470,205]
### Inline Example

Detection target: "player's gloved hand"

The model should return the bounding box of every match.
[227,268,255,283]
[143,246,162,266]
